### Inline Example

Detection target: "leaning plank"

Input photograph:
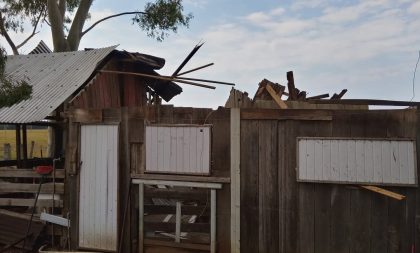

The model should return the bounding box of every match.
[0,198,63,207]
[0,168,65,179]
[360,185,405,200]
[0,183,64,194]
[266,84,288,109]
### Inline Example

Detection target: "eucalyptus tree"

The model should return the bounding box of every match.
[0,0,193,54]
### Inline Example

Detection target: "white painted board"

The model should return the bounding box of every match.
[146,125,211,175]
[79,125,118,251]
[297,138,417,186]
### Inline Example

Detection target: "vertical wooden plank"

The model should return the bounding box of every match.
[399,141,409,184]
[240,120,259,253]
[306,139,315,180]
[139,183,144,253]
[284,120,298,253]
[211,189,217,253]
[278,122,286,253]
[314,139,323,180]
[373,141,383,183]
[189,127,198,173]
[156,127,165,172]
[258,120,278,253]
[406,142,416,184]
[349,114,371,253]
[298,139,307,179]
[366,112,389,253]
[347,140,356,182]
[365,140,374,183]
[355,141,365,182]
[162,127,171,172]
[322,140,331,181]
[230,108,240,253]
[169,127,177,171]
[176,127,184,173]
[338,140,348,181]
[330,140,339,181]
[330,114,351,253]
[202,127,211,174]
[175,201,181,243]
[182,127,191,173]
[382,141,392,183]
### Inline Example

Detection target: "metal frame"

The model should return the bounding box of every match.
[132,179,222,253]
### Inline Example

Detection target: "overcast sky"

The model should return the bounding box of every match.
[2,0,420,108]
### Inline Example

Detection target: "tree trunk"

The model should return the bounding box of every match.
[67,0,94,51]
[47,0,69,51]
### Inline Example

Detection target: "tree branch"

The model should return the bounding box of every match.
[47,0,68,51]
[67,0,93,51]
[58,0,66,20]
[16,7,45,49]
[0,12,19,55]
[81,11,145,37]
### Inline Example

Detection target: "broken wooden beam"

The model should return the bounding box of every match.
[360,185,405,200]
[331,89,348,100]
[306,93,330,100]
[306,99,420,106]
[265,84,288,109]
[287,71,298,100]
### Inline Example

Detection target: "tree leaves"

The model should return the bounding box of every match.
[134,0,193,42]
[0,47,32,108]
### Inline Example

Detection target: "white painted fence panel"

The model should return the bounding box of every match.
[79,125,118,251]
[146,125,211,175]
[297,138,417,186]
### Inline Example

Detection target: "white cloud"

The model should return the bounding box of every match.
[408,2,420,14]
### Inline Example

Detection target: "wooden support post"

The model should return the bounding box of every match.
[22,125,28,163]
[15,124,21,167]
[138,183,144,253]
[175,201,181,243]
[210,189,216,253]
[230,108,240,253]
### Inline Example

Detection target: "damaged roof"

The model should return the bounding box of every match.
[0,46,182,123]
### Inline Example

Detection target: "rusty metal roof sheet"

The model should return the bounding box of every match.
[0,46,117,123]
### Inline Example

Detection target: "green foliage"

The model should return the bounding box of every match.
[134,0,193,42]
[0,47,32,108]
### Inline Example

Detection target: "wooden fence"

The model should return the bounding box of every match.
[240,108,420,253]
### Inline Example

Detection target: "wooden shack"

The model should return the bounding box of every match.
[1,47,420,253]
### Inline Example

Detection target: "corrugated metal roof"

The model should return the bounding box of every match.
[29,40,52,54]
[0,46,116,123]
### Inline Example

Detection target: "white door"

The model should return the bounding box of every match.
[79,125,118,251]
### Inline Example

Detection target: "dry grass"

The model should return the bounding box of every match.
[0,129,49,160]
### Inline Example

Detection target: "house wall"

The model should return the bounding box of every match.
[239,108,420,253]
[64,105,231,253]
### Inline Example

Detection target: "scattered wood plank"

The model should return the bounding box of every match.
[360,185,405,200]
[265,84,288,109]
